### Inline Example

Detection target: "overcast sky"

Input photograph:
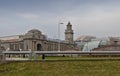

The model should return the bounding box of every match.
[0,0,120,40]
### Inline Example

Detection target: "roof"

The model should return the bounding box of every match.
[76,35,96,42]
[0,39,21,42]
[0,35,20,41]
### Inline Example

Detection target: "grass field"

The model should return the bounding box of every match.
[0,59,120,76]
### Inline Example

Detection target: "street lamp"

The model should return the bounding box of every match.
[58,22,64,51]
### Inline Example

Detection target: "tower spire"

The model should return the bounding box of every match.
[68,21,71,25]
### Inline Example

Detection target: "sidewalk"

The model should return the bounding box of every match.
[6,58,29,61]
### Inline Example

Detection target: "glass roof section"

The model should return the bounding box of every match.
[82,41,100,51]
[82,38,109,51]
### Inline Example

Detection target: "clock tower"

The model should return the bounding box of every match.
[65,22,74,44]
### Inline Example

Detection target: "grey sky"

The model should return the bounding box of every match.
[0,0,120,40]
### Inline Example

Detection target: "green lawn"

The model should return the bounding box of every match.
[0,60,120,76]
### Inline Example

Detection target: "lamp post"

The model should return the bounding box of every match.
[58,22,64,51]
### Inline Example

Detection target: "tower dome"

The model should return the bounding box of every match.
[24,29,44,39]
[28,29,41,34]
[26,29,42,35]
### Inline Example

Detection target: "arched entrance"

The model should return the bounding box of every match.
[37,44,42,51]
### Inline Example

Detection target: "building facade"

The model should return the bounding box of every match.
[0,22,77,51]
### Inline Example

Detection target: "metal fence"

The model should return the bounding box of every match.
[1,51,120,61]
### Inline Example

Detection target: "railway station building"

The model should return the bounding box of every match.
[0,22,77,51]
